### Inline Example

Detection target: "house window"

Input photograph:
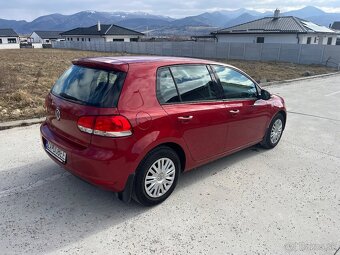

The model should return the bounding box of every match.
[77,38,79,41]
[88,38,91,42]
[131,38,138,42]
[0,39,2,44]
[113,39,124,42]
[256,37,264,43]
[327,37,333,45]
[314,37,317,43]
[82,38,84,41]
[46,39,50,43]
[71,38,73,41]
[8,38,17,43]
[306,37,312,44]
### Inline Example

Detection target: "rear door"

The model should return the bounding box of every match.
[46,64,126,147]
[211,65,270,151]
[157,65,227,162]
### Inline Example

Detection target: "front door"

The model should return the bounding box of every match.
[211,65,271,151]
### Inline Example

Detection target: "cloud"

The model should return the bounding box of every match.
[0,0,340,20]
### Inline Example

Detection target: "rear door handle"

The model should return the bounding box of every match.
[229,110,240,114]
[178,116,193,120]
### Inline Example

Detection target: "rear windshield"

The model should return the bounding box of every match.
[51,65,126,107]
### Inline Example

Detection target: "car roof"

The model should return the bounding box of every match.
[73,56,219,72]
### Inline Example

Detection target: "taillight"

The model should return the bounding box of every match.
[77,116,96,134]
[77,115,132,137]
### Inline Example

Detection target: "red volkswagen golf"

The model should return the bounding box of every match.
[41,56,286,206]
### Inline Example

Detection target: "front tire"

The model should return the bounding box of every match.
[134,146,180,206]
[261,113,284,149]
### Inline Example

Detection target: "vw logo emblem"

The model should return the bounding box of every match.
[55,108,61,121]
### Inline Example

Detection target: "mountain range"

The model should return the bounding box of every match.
[1,6,339,36]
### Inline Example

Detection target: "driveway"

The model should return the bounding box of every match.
[0,74,339,255]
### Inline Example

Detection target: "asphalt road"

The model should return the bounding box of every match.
[1,74,339,255]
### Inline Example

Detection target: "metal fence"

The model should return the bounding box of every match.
[52,41,340,68]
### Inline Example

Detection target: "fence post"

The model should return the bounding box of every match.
[297,44,302,64]
[259,43,263,61]
[320,45,325,65]
[243,43,246,60]
[191,42,194,58]
[227,43,230,60]
[277,44,282,62]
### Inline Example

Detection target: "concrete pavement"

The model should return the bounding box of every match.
[0,74,339,255]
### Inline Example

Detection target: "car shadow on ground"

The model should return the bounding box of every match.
[0,144,267,254]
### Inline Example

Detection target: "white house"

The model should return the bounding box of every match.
[60,22,144,42]
[0,28,20,49]
[30,31,64,44]
[212,10,338,45]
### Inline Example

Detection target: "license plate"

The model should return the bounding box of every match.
[45,140,67,163]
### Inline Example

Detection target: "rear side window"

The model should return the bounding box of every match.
[212,65,257,99]
[51,65,125,107]
[156,68,180,104]
[170,65,219,102]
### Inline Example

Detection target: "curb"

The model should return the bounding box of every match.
[261,71,340,87]
[0,117,45,131]
[1,71,339,131]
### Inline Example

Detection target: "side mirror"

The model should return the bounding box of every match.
[259,89,271,100]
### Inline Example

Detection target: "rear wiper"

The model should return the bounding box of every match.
[59,93,86,104]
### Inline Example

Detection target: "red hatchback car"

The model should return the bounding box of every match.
[41,56,286,206]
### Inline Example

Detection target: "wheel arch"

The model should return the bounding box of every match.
[160,142,186,172]
[136,142,187,173]
[278,110,287,130]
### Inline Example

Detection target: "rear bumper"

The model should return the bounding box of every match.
[40,122,132,192]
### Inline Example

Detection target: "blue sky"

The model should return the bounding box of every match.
[1,0,340,21]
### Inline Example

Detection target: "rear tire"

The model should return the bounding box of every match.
[134,146,180,206]
[260,113,284,149]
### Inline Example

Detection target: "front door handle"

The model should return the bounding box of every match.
[229,110,240,114]
[178,116,193,120]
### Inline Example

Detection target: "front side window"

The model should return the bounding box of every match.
[212,65,257,99]
[156,68,180,104]
[169,65,219,102]
[52,65,125,107]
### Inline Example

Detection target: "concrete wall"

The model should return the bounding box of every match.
[0,43,20,50]
[0,36,20,49]
[52,41,340,68]
[32,43,43,49]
